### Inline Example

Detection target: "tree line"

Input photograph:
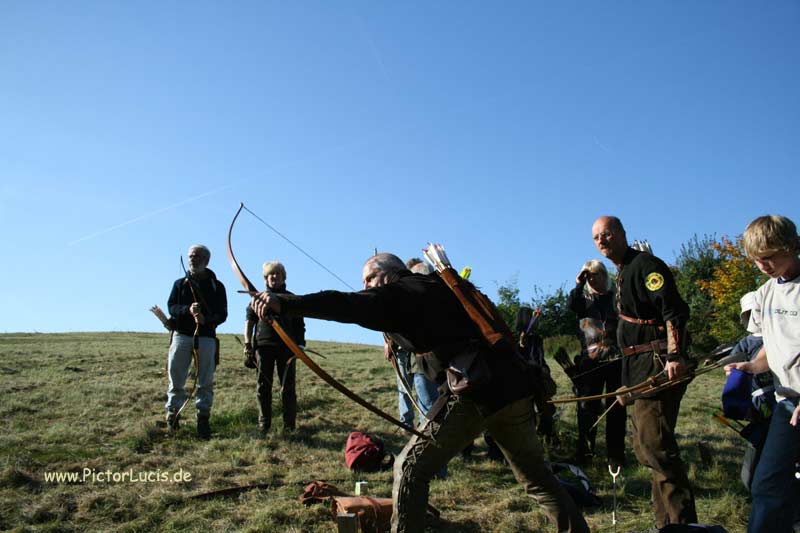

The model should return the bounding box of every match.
[495,234,766,353]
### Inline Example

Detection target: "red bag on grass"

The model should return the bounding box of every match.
[345,432,394,472]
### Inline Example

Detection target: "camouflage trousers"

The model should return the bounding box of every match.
[391,394,588,533]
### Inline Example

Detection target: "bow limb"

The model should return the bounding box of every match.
[567,355,624,382]
[384,335,430,423]
[227,203,260,295]
[391,357,429,422]
[226,203,427,439]
[549,373,664,404]
[271,320,426,438]
[177,256,200,418]
[622,374,694,403]
[550,349,742,405]
[624,352,741,400]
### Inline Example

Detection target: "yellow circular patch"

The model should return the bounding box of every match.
[645,272,665,291]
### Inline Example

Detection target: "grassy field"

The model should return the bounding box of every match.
[0,332,750,532]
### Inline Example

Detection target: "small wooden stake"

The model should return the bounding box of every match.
[336,512,359,533]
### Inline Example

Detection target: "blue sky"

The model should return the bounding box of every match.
[1,1,797,345]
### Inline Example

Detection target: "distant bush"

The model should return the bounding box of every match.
[495,279,578,339]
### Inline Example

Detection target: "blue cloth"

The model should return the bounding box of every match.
[731,334,774,417]
[747,398,800,533]
[395,349,439,426]
[395,349,446,478]
[166,333,216,416]
[731,335,763,361]
[722,369,753,420]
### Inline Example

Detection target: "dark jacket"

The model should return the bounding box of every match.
[276,270,534,415]
[567,285,618,358]
[615,248,689,387]
[514,307,548,368]
[168,268,228,338]
[246,287,306,350]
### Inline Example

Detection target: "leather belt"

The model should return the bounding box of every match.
[622,340,668,357]
[618,313,662,326]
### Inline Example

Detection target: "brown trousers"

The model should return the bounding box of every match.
[391,394,588,533]
[630,383,697,527]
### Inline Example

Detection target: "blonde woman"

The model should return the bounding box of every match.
[566,259,626,468]
[244,261,306,436]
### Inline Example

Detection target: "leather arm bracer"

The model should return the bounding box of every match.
[665,320,687,362]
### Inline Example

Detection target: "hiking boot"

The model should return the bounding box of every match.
[197,414,211,440]
[166,411,180,434]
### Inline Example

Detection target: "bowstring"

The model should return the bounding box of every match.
[241,204,357,291]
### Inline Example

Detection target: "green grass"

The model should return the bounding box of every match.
[0,333,750,531]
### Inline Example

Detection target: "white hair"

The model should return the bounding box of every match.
[581,259,610,296]
[410,262,434,275]
[189,245,211,262]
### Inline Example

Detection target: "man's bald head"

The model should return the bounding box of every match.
[592,216,628,263]
[362,253,406,289]
[593,216,625,234]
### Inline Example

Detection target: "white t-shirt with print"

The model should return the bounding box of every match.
[748,275,800,401]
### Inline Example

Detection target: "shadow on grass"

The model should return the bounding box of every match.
[429,517,484,532]
[211,406,261,434]
[125,421,171,453]
[204,406,361,452]
[0,466,42,492]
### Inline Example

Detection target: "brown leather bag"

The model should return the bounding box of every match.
[299,481,346,506]
[445,343,491,394]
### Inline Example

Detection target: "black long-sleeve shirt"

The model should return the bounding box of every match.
[615,248,689,386]
[168,268,228,338]
[275,270,533,414]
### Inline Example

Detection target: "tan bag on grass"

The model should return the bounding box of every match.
[330,496,441,532]
[331,496,393,533]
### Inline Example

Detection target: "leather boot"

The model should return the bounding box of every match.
[197,413,211,440]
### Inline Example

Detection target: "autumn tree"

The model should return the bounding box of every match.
[494,234,762,352]
[674,234,721,352]
[495,276,521,329]
[495,278,577,338]
[698,235,765,343]
[530,286,579,338]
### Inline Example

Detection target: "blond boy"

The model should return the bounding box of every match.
[726,215,800,533]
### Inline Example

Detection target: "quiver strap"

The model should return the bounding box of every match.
[436,266,557,405]
[436,267,514,349]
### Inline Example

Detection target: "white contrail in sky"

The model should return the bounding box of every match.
[67,184,232,246]
[67,135,371,247]
[353,11,391,85]
[593,135,611,154]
